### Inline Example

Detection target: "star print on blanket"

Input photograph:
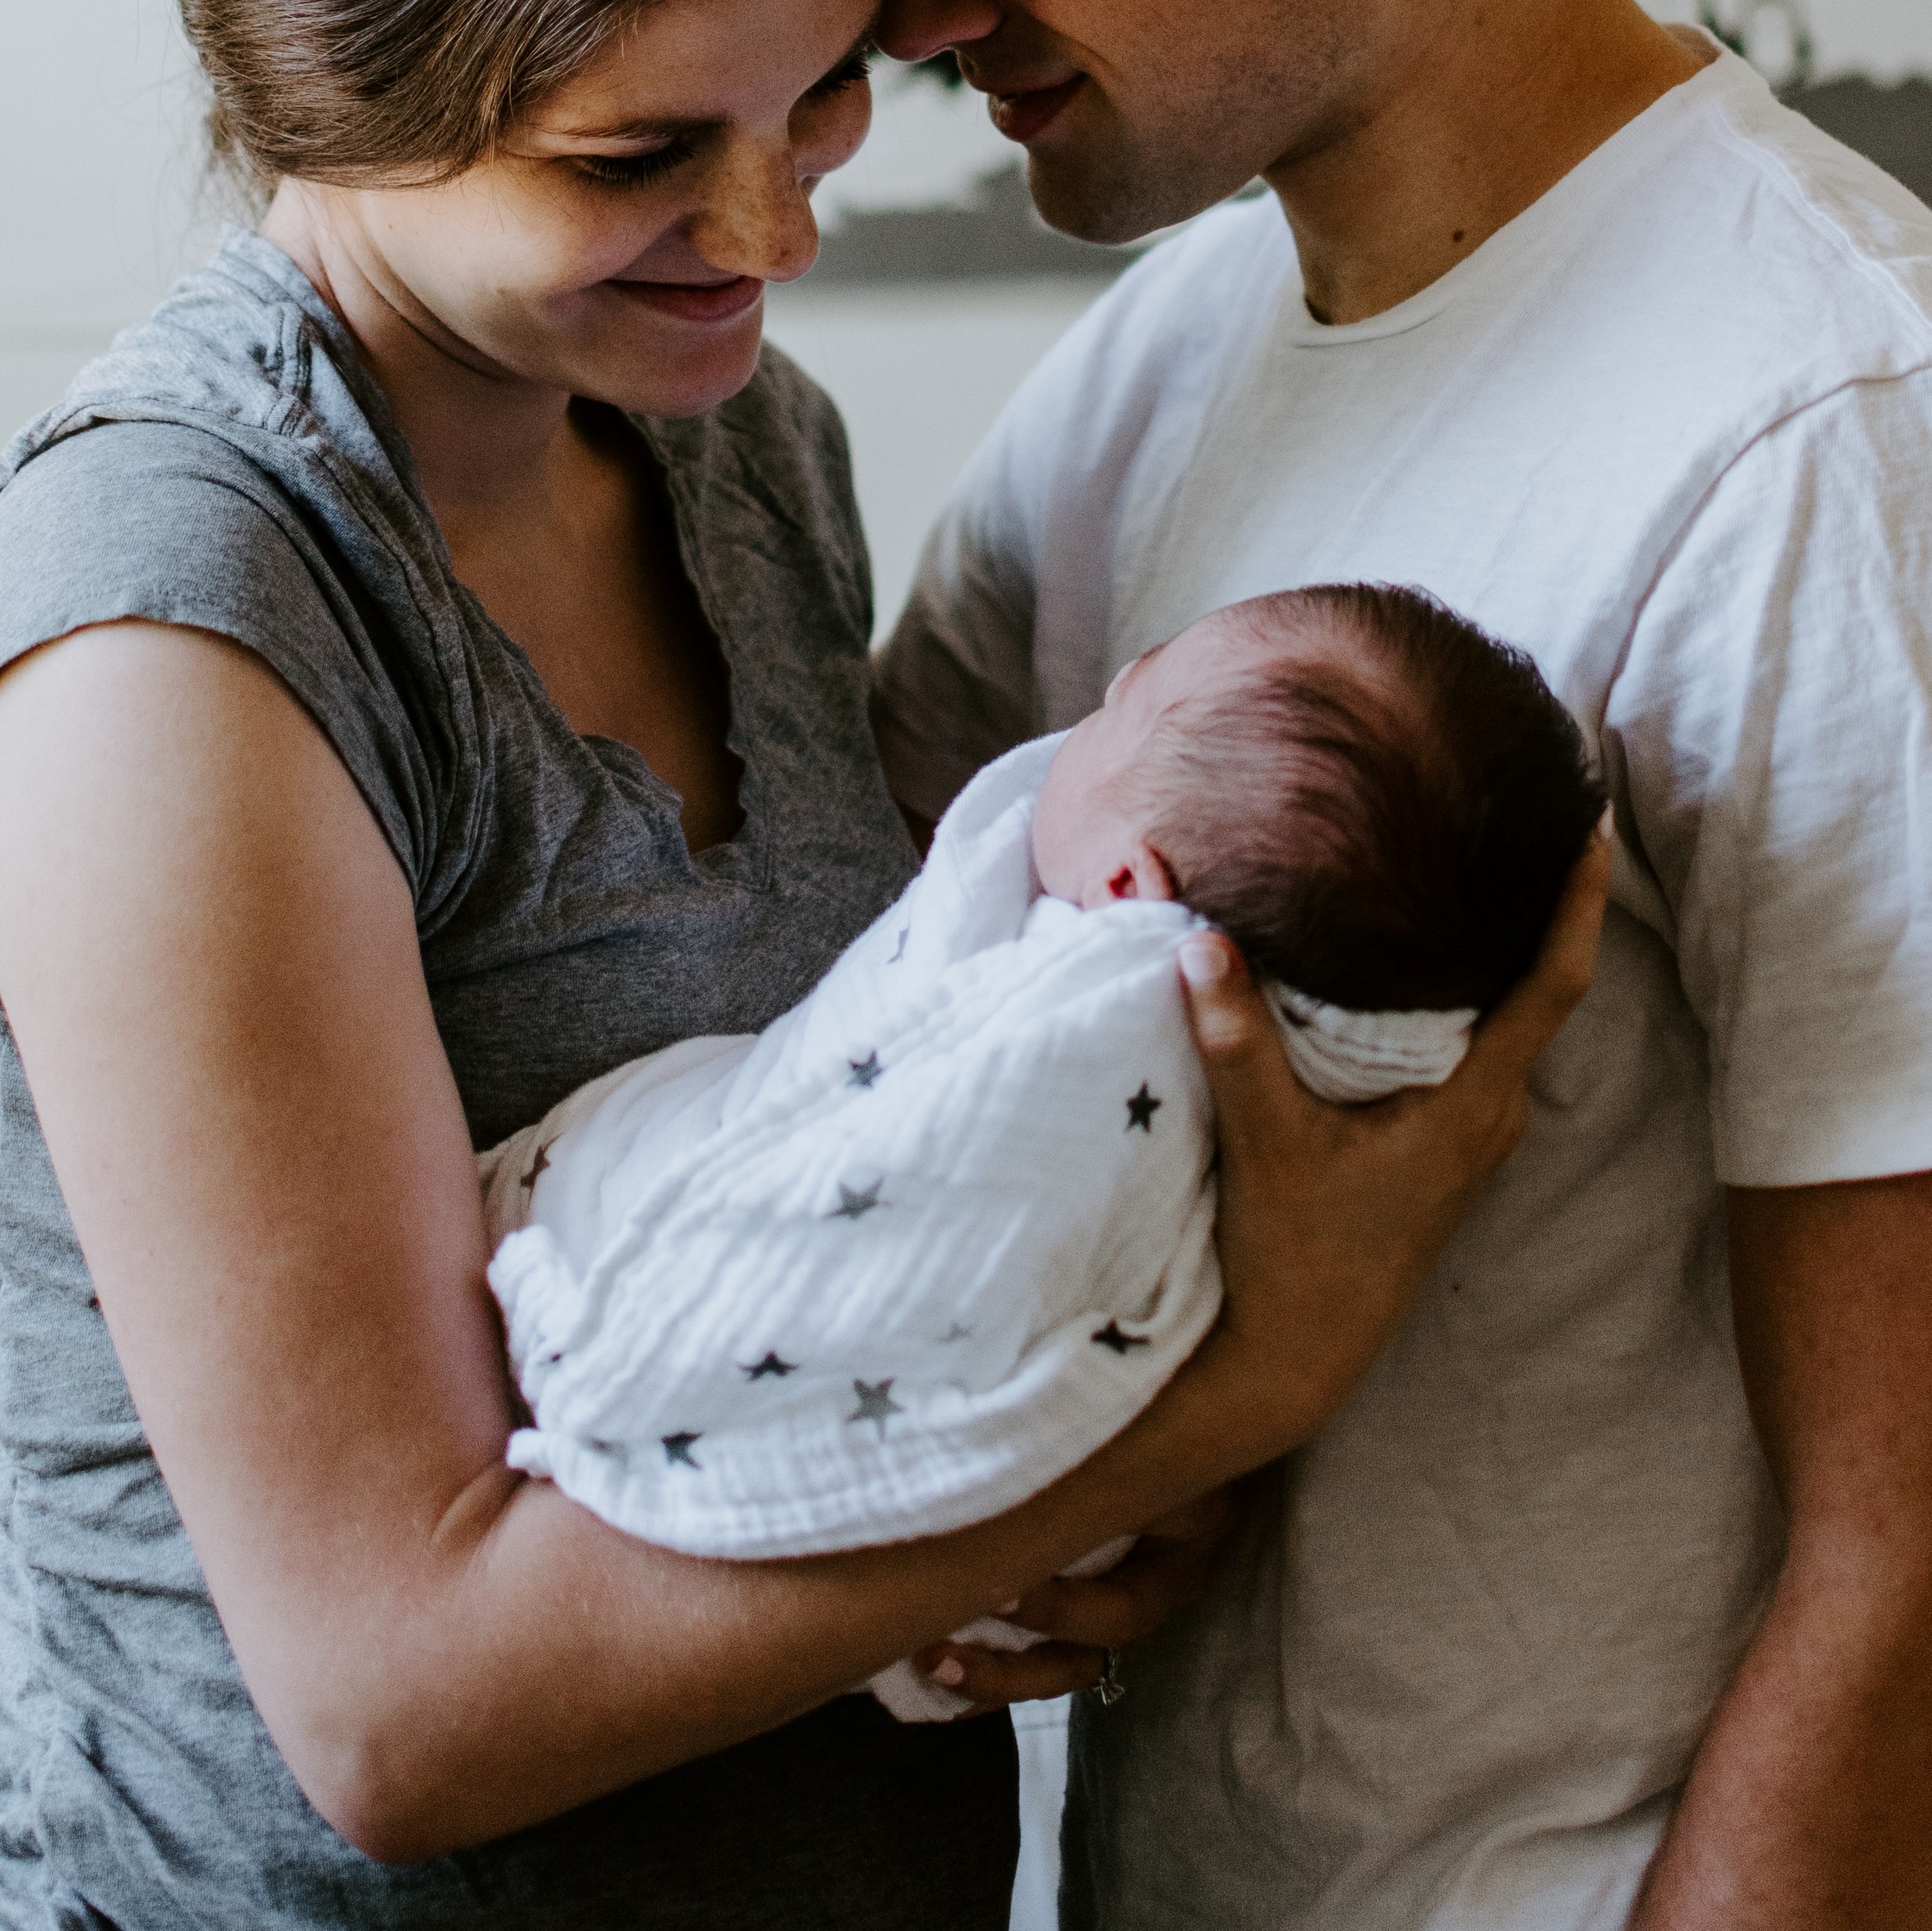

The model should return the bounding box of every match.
[848,1379,904,1437]
[741,1353,798,1381]
[484,734,1226,1561]
[827,1179,887,1220]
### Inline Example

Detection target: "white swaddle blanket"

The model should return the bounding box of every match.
[480,733,1475,1719]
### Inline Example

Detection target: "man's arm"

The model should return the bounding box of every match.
[1632,1174,1932,1927]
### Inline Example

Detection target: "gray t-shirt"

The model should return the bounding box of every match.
[0,230,1018,1930]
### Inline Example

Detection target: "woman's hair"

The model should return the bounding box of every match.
[181,0,651,190]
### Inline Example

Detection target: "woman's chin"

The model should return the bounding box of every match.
[579,312,769,419]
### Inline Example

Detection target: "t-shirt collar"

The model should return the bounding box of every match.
[1279,31,1751,347]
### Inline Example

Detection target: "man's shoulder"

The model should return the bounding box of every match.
[1060,57,1932,394]
[1606,54,1932,372]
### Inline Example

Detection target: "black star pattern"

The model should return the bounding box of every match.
[828,1179,887,1221]
[888,927,910,965]
[662,1432,704,1468]
[1125,1085,1163,1134]
[848,1051,884,1090]
[938,1323,973,1345]
[848,1379,904,1437]
[523,1139,557,1190]
[1092,1321,1151,1355]
[742,1352,799,1381]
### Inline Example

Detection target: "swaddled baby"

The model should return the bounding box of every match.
[478,583,1603,1718]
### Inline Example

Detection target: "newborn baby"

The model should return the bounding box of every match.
[478,583,1602,1718]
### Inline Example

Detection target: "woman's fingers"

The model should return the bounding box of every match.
[1006,1489,1238,1645]
[902,1487,1246,1716]
[913,1639,1109,1714]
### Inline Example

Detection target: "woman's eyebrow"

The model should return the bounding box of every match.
[554,19,880,143]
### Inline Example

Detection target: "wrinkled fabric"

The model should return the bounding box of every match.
[484,737,1223,1566]
[877,40,1932,1931]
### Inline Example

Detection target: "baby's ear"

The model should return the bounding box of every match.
[1110,840,1178,905]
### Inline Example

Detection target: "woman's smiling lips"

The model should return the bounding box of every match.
[605,275,764,324]
[989,75,1086,146]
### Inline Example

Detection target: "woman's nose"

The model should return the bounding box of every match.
[691,140,823,286]
[875,0,1005,66]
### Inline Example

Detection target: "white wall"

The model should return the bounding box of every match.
[0,0,216,436]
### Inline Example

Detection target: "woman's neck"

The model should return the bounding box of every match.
[260,182,576,529]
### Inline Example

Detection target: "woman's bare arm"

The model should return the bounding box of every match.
[0,622,1605,1860]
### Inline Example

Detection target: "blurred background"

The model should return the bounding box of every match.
[1,4,1927,1926]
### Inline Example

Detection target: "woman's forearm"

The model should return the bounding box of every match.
[300,1319,1276,1862]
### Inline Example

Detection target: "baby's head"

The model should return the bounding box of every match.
[1032,585,1605,1013]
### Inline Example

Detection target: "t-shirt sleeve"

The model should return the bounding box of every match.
[1606,366,1932,1188]
[869,370,1047,826]
[0,420,442,898]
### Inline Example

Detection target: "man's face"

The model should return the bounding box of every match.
[878,0,1393,243]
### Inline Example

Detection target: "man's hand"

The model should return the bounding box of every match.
[1632,1174,1932,1928]
[904,826,1611,1717]
[1174,822,1610,1450]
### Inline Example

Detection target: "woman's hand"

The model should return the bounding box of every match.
[1178,825,1612,1455]
[910,1489,1238,1712]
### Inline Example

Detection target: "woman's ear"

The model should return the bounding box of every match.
[1106,840,1179,904]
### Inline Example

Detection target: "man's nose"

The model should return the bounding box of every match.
[691,141,823,286]
[875,0,1005,66]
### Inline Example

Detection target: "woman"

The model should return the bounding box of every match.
[0,0,1605,1924]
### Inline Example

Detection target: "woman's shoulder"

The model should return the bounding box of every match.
[5,228,408,493]
[0,234,475,905]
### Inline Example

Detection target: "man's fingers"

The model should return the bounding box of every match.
[1178,933,1327,1156]
[1459,824,1610,1091]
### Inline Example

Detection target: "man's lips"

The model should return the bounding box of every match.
[989,75,1085,146]
[604,275,763,324]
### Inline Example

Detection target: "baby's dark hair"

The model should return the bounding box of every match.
[1132,585,1605,1013]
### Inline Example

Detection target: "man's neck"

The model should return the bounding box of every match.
[259,184,576,530]
[1267,0,1713,326]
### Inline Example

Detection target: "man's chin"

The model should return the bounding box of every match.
[1023,147,1237,249]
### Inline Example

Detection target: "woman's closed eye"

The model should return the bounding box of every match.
[570,48,868,189]
[574,137,702,189]
[805,47,873,101]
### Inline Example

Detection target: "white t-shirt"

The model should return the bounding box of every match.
[872,44,1932,1931]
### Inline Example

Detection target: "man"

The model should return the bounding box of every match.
[870,0,1932,1925]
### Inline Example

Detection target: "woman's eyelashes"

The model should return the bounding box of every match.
[575,137,700,188]
[570,51,869,190]
[807,48,873,100]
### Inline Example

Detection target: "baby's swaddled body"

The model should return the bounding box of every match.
[481,739,1226,1712]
